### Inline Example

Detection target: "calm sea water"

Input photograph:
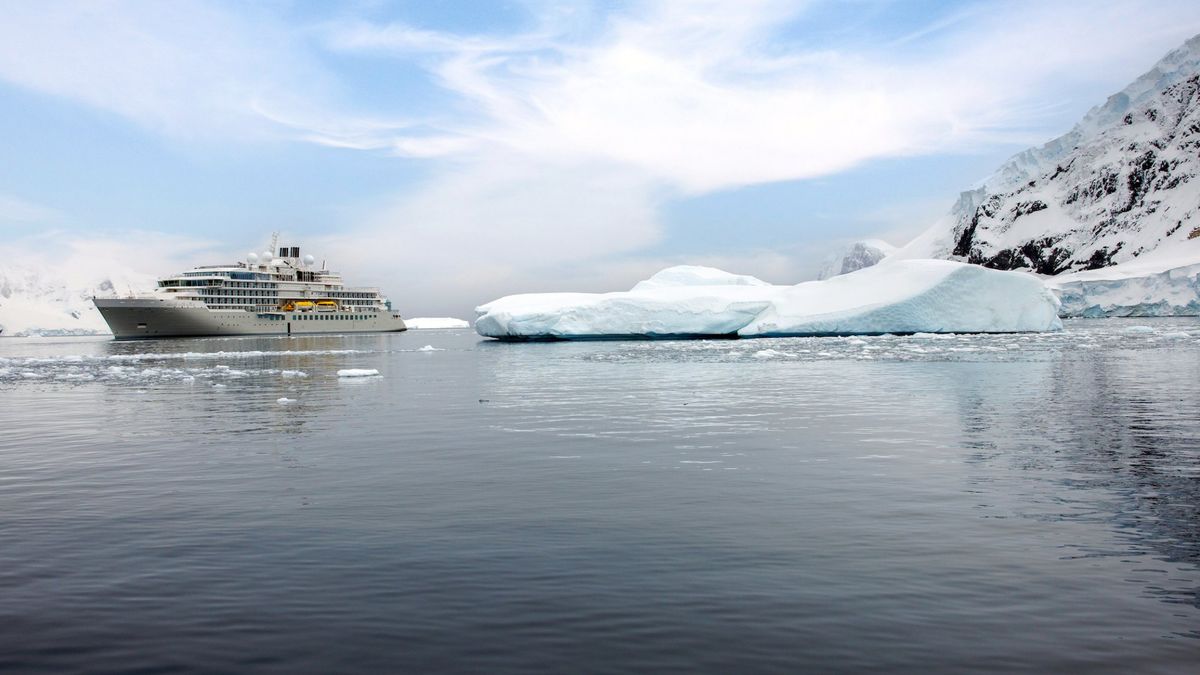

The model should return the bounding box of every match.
[1,319,1198,673]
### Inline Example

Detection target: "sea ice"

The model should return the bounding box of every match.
[475,260,1062,339]
[418,345,443,352]
[337,368,380,377]
[277,397,295,404]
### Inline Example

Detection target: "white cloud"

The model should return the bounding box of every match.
[315,0,1200,312]
[328,0,1200,191]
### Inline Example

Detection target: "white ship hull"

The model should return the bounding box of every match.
[94,298,407,339]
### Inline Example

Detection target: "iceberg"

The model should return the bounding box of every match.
[404,317,470,329]
[337,368,380,377]
[475,260,1063,339]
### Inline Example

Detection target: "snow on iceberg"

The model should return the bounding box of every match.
[475,261,1062,339]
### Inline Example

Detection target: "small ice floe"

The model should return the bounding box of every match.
[337,368,380,378]
[212,383,226,388]
[418,345,443,352]
[752,349,793,359]
[1123,325,1154,333]
[280,370,308,378]
[277,397,295,404]
[1161,331,1191,339]
[405,317,470,329]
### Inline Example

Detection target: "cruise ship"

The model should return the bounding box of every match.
[93,244,407,339]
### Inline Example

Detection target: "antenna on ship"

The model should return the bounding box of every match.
[269,231,280,255]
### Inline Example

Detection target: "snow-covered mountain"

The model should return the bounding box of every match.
[817,239,897,280]
[0,263,153,336]
[897,34,1200,275]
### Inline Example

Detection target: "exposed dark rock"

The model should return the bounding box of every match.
[1013,200,1048,218]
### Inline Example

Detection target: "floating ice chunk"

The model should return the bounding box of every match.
[476,260,1062,339]
[752,349,794,359]
[277,397,295,404]
[1161,331,1191,338]
[280,370,307,378]
[405,317,470,329]
[1123,325,1154,333]
[337,368,380,377]
[418,345,443,352]
[212,383,226,388]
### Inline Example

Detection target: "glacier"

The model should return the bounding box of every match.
[0,260,152,336]
[1047,240,1200,317]
[475,262,1062,339]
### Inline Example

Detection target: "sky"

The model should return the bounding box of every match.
[1,0,1199,317]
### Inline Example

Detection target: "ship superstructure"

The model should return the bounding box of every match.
[93,244,407,339]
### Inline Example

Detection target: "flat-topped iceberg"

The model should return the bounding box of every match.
[475,261,1062,339]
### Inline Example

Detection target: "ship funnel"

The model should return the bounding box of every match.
[290,246,300,258]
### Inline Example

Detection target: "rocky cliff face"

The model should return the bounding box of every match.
[899,35,1200,276]
[816,240,897,280]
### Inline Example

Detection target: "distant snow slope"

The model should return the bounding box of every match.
[475,263,1061,339]
[0,263,152,336]
[817,240,897,280]
[404,317,470,329]
[896,34,1200,273]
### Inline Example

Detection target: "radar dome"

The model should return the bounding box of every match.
[247,252,259,264]
[303,254,315,266]
[261,251,273,262]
